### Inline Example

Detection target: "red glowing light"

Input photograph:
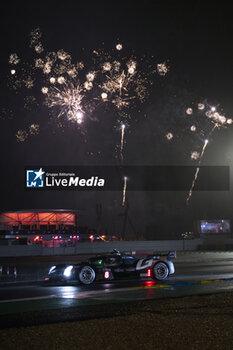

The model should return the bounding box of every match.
[44,277,50,281]
[54,235,59,239]
[72,235,76,239]
[147,269,152,278]
[15,236,19,240]
[104,271,110,279]
[89,235,94,240]
[143,281,156,287]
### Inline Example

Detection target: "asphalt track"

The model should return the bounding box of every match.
[0,259,233,317]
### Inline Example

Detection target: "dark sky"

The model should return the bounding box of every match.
[0,1,233,237]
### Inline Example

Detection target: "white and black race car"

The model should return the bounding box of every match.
[45,249,176,285]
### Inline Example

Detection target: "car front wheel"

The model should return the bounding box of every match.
[79,266,96,285]
[153,262,169,280]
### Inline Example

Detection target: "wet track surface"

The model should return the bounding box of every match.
[0,259,233,317]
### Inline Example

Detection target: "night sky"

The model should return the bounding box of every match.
[0,1,233,238]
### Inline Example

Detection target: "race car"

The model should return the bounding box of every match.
[45,249,176,285]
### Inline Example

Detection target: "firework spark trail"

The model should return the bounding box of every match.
[186,124,218,204]
[120,124,125,161]
[122,176,127,206]
[186,141,208,205]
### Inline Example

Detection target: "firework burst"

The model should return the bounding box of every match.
[45,81,87,123]
[185,102,230,204]
[166,132,173,140]
[7,28,168,157]
[98,54,158,117]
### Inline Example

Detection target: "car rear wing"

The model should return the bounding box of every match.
[121,250,176,260]
[145,250,176,260]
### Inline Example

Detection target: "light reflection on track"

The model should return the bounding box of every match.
[45,277,233,302]
[1,258,233,313]
[0,277,233,316]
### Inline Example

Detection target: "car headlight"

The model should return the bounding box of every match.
[48,266,56,274]
[63,265,73,277]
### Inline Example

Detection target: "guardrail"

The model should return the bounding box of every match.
[0,239,204,257]
[0,239,233,257]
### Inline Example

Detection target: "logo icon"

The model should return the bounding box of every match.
[26,168,45,188]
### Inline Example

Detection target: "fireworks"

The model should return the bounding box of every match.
[57,76,65,84]
[157,62,169,76]
[190,125,196,132]
[30,28,42,46]
[16,130,28,142]
[86,72,95,82]
[182,102,232,203]
[34,43,44,54]
[41,87,48,94]
[25,77,34,89]
[186,108,193,115]
[7,29,167,141]
[45,81,87,122]
[9,53,20,65]
[84,81,93,90]
[116,44,123,51]
[16,123,40,142]
[76,111,84,124]
[122,176,127,206]
[98,53,162,113]
[187,122,218,203]
[191,151,200,160]
[57,50,70,61]
[186,103,229,129]
[29,123,40,135]
[127,60,137,74]
[166,132,173,140]
[6,26,171,197]
[101,69,137,109]
[102,62,111,72]
[205,109,227,124]
[120,124,126,161]
[198,103,205,110]
[5,28,233,213]
[101,92,108,100]
[187,139,209,204]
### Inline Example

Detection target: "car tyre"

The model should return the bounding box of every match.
[153,262,169,280]
[79,266,96,285]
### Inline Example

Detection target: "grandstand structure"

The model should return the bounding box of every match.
[0,209,79,233]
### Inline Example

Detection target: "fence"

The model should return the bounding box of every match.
[1,238,233,257]
[0,239,203,257]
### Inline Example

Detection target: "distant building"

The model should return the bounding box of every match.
[0,209,79,233]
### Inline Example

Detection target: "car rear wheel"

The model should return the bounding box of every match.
[153,262,169,280]
[79,266,96,285]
